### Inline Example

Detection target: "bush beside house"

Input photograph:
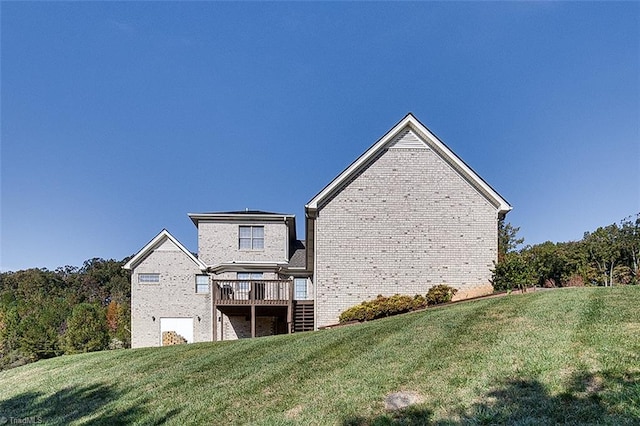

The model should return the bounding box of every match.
[339,285,458,323]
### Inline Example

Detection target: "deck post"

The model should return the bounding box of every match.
[212,282,218,342]
[212,305,218,342]
[287,279,294,334]
[251,304,256,338]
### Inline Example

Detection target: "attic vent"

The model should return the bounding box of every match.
[390,129,426,149]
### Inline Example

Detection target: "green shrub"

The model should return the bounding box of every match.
[338,287,460,324]
[491,252,536,291]
[425,284,458,306]
[339,294,427,323]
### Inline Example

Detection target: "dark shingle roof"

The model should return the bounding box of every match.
[288,240,306,268]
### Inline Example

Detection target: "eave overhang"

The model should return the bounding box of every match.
[207,261,289,274]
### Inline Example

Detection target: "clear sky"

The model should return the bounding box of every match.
[1,2,639,272]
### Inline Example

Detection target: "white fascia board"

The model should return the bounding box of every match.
[306,113,512,214]
[123,229,207,271]
[188,213,295,225]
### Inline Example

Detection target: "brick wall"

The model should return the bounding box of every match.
[131,239,211,348]
[221,315,276,339]
[197,221,288,266]
[314,134,498,327]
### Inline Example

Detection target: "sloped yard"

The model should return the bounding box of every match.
[1,287,638,425]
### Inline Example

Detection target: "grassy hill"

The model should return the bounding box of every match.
[1,287,639,425]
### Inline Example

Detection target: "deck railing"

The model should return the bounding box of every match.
[212,279,292,305]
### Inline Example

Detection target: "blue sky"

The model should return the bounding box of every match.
[1,2,638,272]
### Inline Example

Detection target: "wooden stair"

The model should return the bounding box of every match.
[293,301,314,332]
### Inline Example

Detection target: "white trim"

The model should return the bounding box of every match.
[207,261,288,274]
[123,229,207,271]
[188,212,295,225]
[305,113,512,214]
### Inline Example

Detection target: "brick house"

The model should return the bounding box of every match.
[124,113,511,348]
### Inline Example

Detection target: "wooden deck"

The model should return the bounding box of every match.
[212,279,293,305]
[212,279,295,340]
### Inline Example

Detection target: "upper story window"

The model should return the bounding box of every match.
[139,273,160,284]
[196,275,209,294]
[239,226,264,250]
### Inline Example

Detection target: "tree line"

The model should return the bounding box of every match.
[0,258,130,369]
[492,213,640,291]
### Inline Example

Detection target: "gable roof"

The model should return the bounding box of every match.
[122,229,207,271]
[305,113,512,215]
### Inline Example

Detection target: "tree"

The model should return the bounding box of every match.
[0,305,23,368]
[492,219,531,291]
[619,213,640,284]
[18,298,68,361]
[498,218,525,262]
[105,300,129,348]
[63,303,109,354]
[0,257,131,369]
[584,224,622,286]
[106,300,122,333]
[526,242,566,287]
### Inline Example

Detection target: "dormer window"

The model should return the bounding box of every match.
[239,226,264,250]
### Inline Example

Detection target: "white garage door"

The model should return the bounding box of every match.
[160,318,193,346]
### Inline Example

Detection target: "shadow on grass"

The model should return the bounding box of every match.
[0,383,179,425]
[344,406,434,426]
[343,371,639,425]
[451,371,640,425]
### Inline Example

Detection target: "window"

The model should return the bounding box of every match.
[237,272,263,286]
[294,278,307,300]
[196,275,209,294]
[237,272,263,298]
[139,273,160,284]
[239,226,264,250]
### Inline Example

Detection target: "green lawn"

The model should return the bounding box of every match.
[1,287,639,425]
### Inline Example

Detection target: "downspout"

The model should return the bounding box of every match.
[313,212,318,331]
